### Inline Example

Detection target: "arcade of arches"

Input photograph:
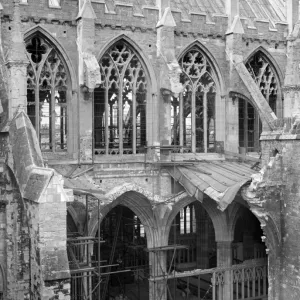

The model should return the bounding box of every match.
[2,1,300,300]
[66,191,268,300]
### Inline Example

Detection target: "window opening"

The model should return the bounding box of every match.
[246,52,278,114]
[179,204,196,235]
[94,41,147,155]
[178,47,216,153]
[238,97,261,153]
[169,202,216,271]
[26,36,69,152]
[49,0,61,7]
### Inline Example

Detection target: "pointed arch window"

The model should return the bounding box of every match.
[246,51,280,115]
[26,35,69,152]
[172,47,217,153]
[94,41,148,155]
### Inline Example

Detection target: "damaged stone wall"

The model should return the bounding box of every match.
[0,109,74,300]
[1,165,30,300]
[244,118,300,300]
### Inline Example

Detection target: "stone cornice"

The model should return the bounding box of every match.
[5,60,29,68]
[282,85,300,92]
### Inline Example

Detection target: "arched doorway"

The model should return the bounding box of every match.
[96,205,149,300]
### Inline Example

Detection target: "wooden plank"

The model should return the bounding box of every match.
[145,244,189,252]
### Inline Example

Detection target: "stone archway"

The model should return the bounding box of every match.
[88,187,158,248]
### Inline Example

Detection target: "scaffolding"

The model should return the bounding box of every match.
[67,192,151,300]
[67,144,265,300]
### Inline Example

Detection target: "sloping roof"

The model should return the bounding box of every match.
[109,0,287,24]
[170,0,286,23]
[167,160,257,211]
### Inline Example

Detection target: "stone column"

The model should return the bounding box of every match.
[225,94,239,152]
[156,0,183,156]
[5,0,29,120]
[217,240,233,299]
[149,250,167,300]
[217,240,232,267]
[283,18,300,119]
[77,0,101,162]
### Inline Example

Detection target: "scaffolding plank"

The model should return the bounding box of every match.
[145,244,189,252]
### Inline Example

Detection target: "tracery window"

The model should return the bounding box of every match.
[238,96,261,152]
[172,47,216,153]
[238,51,279,153]
[26,35,69,152]
[94,41,147,155]
[246,52,278,114]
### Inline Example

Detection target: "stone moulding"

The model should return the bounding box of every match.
[282,85,300,92]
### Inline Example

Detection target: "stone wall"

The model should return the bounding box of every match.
[0,109,73,299]
[244,118,300,299]
[0,0,289,161]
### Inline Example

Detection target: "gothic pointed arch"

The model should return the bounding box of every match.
[172,41,224,153]
[24,27,74,153]
[177,40,225,94]
[24,25,77,90]
[94,36,154,155]
[96,34,157,93]
[244,46,283,118]
[88,190,156,247]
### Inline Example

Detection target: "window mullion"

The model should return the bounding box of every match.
[254,109,259,152]
[203,91,208,153]
[179,92,183,153]
[51,86,56,152]
[105,86,109,155]
[190,205,193,233]
[119,84,123,155]
[132,86,136,154]
[36,85,40,143]
[184,207,187,234]
[191,90,196,153]
[244,101,248,151]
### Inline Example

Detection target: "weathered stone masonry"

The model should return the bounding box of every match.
[1,0,300,299]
